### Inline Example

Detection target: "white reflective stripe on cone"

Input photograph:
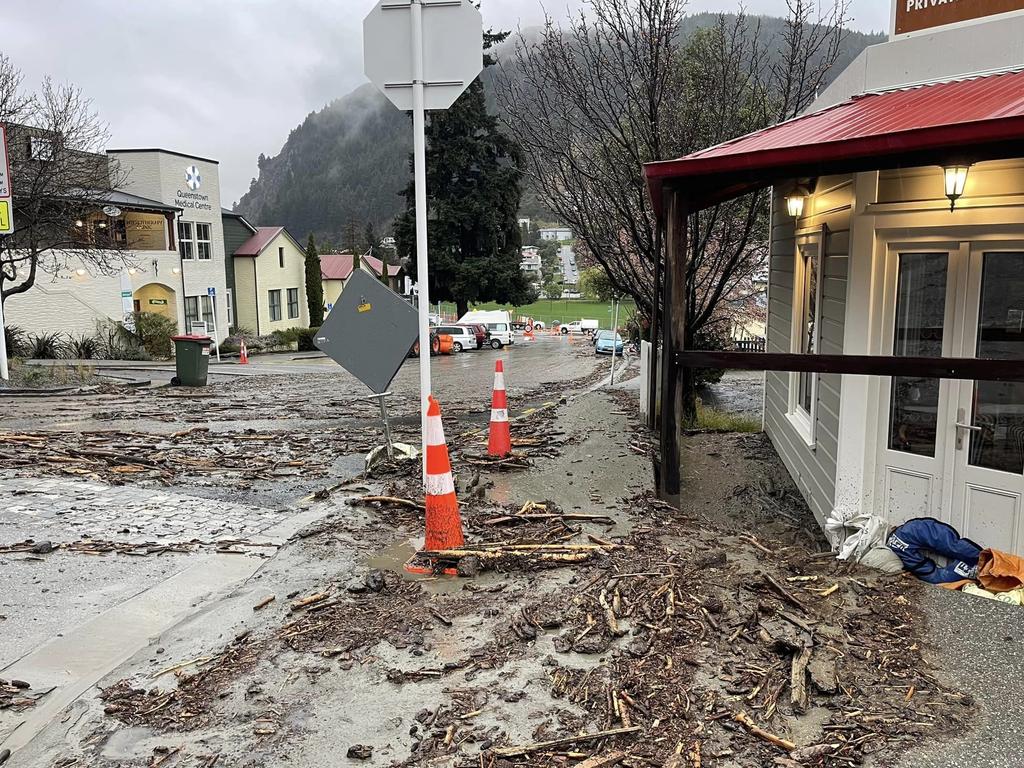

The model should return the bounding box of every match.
[493,373,505,390]
[426,415,446,446]
[490,408,508,423]
[426,472,456,497]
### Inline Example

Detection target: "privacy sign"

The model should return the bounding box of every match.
[895,0,1024,35]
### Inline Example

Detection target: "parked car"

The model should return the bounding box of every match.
[457,322,490,349]
[594,330,624,355]
[435,325,478,353]
[532,320,546,330]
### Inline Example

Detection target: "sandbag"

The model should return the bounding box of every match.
[886,517,982,585]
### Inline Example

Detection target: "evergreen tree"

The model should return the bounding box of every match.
[394,30,534,318]
[304,234,325,327]
[364,222,378,254]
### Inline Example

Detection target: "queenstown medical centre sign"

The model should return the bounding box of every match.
[176,165,212,210]
[896,0,1024,34]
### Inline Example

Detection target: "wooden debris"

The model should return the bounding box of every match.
[575,750,627,768]
[252,595,276,611]
[790,647,812,711]
[290,593,330,612]
[349,496,424,511]
[489,726,642,757]
[733,711,796,751]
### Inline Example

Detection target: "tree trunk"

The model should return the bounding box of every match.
[456,299,469,319]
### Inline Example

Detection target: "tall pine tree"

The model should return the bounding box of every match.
[304,234,325,327]
[395,30,534,318]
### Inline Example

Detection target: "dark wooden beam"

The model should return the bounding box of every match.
[659,192,687,503]
[647,220,662,430]
[676,351,1024,382]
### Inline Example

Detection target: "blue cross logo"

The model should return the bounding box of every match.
[185,165,202,191]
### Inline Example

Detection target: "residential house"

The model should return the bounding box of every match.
[539,226,573,242]
[221,209,257,330]
[645,2,1024,555]
[319,251,407,311]
[320,253,355,312]
[519,247,542,280]
[231,227,309,336]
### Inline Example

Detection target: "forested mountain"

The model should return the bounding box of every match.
[235,13,884,244]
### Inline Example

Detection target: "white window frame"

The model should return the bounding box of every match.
[787,232,824,447]
[225,288,234,329]
[268,289,282,322]
[178,221,194,260]
[184,296,200,328]
[287,287,299,319]
[195,222,212,260]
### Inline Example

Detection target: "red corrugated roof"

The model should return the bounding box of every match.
[645,69,1024,212]
[320,253,354,281]
[363,253,402,278]
[234,226,284,256]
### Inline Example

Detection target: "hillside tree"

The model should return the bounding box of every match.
[304,234,324,326]
[0,53,129,310]
[501,0,848,420]
[395,29,535,318]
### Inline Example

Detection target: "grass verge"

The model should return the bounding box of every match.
[695,405,761,433]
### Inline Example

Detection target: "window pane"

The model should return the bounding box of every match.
[798,247,819,413]
[287,288,299,318]
[889,253,948,456]
[196,223,211,260]
[201,296,214,326]
[185,296,199,326]
[969,252,1024,474]
[269,290,281,321]
[178,221,193,260]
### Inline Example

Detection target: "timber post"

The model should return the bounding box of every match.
[647,218,662,431]
[658,190,688,504]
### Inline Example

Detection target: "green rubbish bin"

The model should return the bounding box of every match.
[171,335,213,387]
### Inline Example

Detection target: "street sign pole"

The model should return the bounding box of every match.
[0,293,8,381]
[1,125,14,381]
[208,287,221,363]
[364,0,483,485]
[610,298,621,385]
[411,0,431,480]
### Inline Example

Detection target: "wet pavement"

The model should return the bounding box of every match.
[0,338,607,759]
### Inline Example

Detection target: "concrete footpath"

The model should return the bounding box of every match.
[888,587,1024,768]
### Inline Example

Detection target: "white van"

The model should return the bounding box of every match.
[561,318,599,336]
[459,310,514,349]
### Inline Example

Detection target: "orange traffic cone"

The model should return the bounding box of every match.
[239,340,249,365]
[405,395,464,575]
[488,360,511,458]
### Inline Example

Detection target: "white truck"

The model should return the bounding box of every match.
[459,310,514,348]
[560,318,599,336]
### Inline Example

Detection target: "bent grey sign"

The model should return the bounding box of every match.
[315,270,418,394]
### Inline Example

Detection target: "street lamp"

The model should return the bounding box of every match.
[943,165,971,211]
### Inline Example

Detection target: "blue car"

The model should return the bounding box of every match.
[594,330,624,355]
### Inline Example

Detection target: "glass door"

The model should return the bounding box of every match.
[876,248,962,525]
[949,250,1024,554]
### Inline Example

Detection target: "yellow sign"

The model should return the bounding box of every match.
[0,200,11,234]
[357,302,373,313]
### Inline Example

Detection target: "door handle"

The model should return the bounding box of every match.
[955,407,983,450]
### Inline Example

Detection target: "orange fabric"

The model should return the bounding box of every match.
[976,549,1024,593]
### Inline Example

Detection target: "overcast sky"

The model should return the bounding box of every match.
[1,1,888,206]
